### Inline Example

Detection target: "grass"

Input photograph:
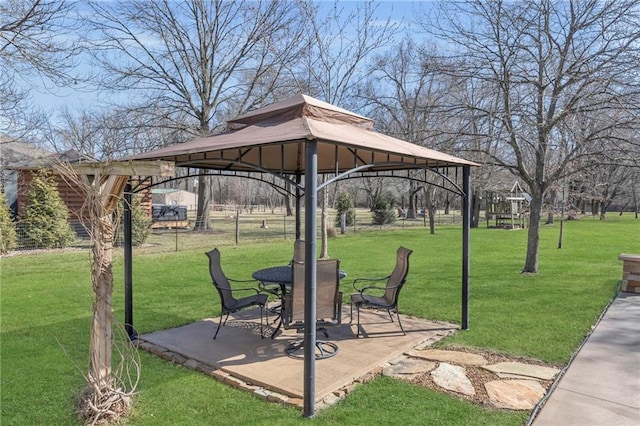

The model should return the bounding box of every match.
[1,214,637,425]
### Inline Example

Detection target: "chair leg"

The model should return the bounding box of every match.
[214,312,228,340]
[396,309,406,335]
[387,309,395,322]
[270,316,282,339]
[260,305,265,339]
[356,305,361,338]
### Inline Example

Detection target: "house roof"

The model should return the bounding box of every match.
[0,137,51,169]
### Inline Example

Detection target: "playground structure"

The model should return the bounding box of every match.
[485,181,530,229]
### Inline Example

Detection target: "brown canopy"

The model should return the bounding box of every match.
[129,93,478,173]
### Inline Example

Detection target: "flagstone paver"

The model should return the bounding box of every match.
[383,359,436,378]
[405,349,488,366]
[430,363,475,396]
[485,379,547,410]
[482,362,560,380]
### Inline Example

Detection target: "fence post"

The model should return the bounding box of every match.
[235,210,240,245]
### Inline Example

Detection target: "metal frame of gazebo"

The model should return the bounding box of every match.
[122,94,478,417]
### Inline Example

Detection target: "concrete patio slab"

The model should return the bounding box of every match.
[140,304,458,406]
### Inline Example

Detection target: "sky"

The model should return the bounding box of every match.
[22,1,431,116]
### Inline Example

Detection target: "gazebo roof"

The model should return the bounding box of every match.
[128,93,479,174]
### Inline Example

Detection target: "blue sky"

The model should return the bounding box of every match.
[25,1,432,115]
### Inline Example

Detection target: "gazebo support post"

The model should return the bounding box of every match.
[462,165,471,330]
[303,140,318,417]
[295,173,302,240]
[124,183,135,339]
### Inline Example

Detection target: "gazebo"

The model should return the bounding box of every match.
[126,93,479,417]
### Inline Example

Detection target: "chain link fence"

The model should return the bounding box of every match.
[5,208,464,255]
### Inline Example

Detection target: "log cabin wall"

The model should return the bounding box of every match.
[16,170,152,236]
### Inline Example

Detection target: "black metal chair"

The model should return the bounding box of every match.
[282,259,342,359]
[350,247,413,337]
[205,248,268,339]
[258,239,307,334]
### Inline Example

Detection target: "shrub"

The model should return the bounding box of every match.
[19,170,75,249]
[334,192,355,227]
[0,186,17,253]
[130,195,150,246]
[372,192,396,226]
[114,194,151,246]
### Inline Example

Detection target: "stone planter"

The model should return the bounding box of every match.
[618,254,640,293]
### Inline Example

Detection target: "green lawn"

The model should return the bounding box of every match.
[1,215,637,425]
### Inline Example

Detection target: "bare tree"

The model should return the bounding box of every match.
[362,38,463,223]
[41,106,191,162]
[421,0,640,273]
[577,136,639,220]
[84,0,305,230]
[0,0,79,134]
[289,0,399,257]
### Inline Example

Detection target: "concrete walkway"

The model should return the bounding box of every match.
[532,292,640,425]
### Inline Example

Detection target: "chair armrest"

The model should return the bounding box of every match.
[257,281,281,296]
[352,276,390,292]
[228,277,260,284]
[356,285,388,297]
[226,278,262,295]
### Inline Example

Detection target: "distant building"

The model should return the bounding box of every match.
[152,188,197,211]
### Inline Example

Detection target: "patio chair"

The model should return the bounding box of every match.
[258,239,308,330]
[350,246,413,337]
[282,259,342,359]
[205,248,268,339]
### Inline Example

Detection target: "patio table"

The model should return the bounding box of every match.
[253,265,347,293]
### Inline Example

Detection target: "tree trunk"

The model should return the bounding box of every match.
[523,194,542,273]
[425,188,436,234]
[600,203,607,220]
[546,211,554,224]
[406,182,417,219]
[284,180,293,216]
[195,172,211,230]
[88,213,114,386]
[320,177,328,258]
[471,190,481,228]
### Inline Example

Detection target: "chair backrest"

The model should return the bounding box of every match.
[286,259,341,328]
[316,258,341,322]
[205,248,235,309]
[383,247,413,304]
[293,239,305,263]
